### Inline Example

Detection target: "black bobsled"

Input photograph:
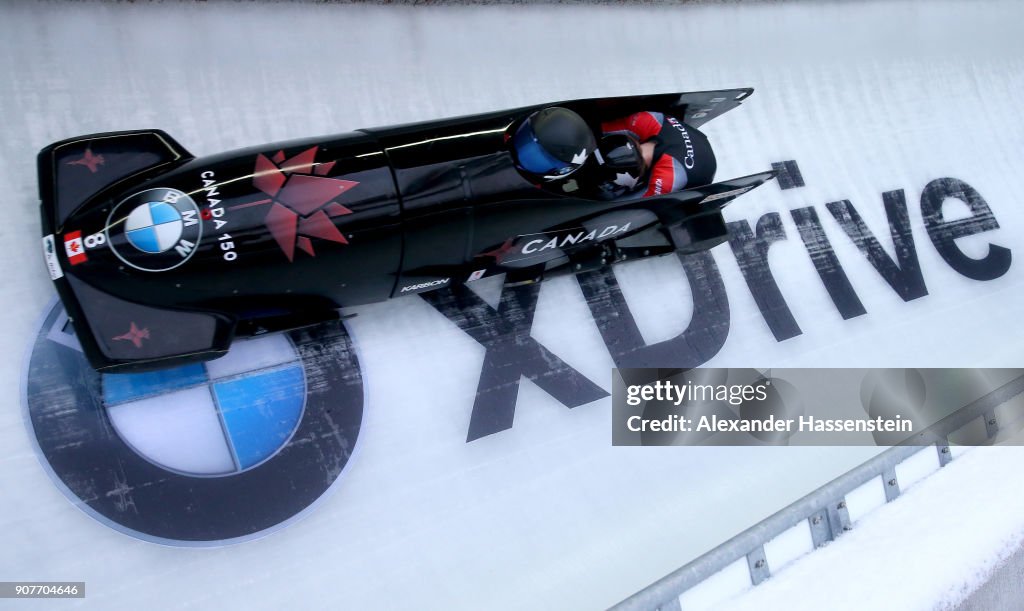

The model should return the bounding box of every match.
[38,89,774,372]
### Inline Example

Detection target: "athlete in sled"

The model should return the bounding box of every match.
[38,89,774,372]
[510,106,717,201]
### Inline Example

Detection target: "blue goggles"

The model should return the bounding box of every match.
[512,120,570,175]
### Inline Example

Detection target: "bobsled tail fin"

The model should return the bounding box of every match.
[650,170,777,253]
[689,169,776,209]
[38,130,192,230]
[674,88,755,128]
[63,276,235,373]
[644,170,776,226]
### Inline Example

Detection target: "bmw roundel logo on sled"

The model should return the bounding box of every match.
[22,300,364,545]
[106,188,203,271]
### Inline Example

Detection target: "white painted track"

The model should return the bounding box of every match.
[2,1,1024,609]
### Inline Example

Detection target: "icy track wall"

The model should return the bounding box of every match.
[3,1,1024,610]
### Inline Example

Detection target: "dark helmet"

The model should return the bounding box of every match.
[594,133,647,197]
[512,107,597,181]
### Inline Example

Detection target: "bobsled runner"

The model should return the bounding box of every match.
[38,88,775,372]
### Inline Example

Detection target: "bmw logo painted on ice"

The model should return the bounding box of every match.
[23,301,364,545]
[107,188,202,271]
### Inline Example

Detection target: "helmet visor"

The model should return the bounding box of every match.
[512,120,572,175]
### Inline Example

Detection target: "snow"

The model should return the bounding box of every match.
[763,519,815,575]
[0,1,1022,609]
[844,475,889,524]
[894,446,942,491]
[722,447,1024,611]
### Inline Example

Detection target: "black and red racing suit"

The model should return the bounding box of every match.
[601,111,717,197]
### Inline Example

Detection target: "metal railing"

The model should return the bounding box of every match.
[612,374,1024,611]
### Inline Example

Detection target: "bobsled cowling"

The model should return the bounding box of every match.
[38,89,774,372]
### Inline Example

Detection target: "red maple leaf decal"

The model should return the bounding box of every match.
[479,238,520,264]
[237,147,357,262]
[112,322,150,348]
[67,148,105,173]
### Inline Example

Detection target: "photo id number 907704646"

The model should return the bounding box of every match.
[0,582,84,598]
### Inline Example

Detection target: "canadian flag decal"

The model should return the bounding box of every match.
[64,231,87,265]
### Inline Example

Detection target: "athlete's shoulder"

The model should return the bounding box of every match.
[601,111,665,141]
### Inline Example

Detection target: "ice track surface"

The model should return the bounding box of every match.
[2,1,1024,609]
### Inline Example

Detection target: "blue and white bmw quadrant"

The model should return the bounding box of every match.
[123,201,185,254]
[104,334,305,475]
